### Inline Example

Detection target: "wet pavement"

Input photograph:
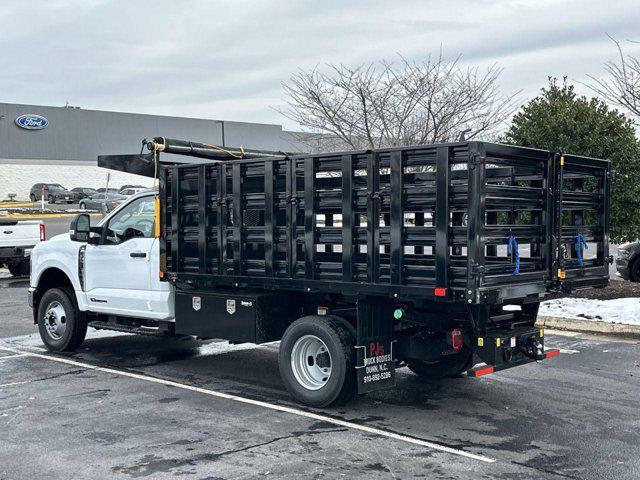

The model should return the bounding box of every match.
[1,276,639,479]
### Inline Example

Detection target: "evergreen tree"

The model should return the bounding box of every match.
[504,78,640,242]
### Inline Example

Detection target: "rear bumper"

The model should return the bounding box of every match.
[467,326,555,376]
[468,348,560,377]
[0,246,34,261]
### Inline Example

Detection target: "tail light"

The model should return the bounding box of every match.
[39,223,46,241]
[468,365,494,377]
[450,328,463,350]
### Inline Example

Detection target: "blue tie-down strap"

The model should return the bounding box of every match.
[507,235,520,275]
[576,233,588,266]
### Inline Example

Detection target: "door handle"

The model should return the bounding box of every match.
[130,252,147,258]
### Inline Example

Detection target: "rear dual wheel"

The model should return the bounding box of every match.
[407,349,474,379]
[279,316,356,407]
[8,260,29,277]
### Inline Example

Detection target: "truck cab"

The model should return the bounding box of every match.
[29,192,173,350]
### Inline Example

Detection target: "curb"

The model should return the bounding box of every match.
[536,315,640,339]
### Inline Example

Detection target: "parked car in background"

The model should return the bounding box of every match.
[96,187,120,194]
[0,219,45,276]
[120,187,148,196]
[71,187,98,200]
[29,183,68,202]
[119,184,146,192]
[79,192,127,212]
[48,186,82,204]
[616,242,640,281]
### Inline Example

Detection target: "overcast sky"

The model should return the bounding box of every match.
[1,0,638,130]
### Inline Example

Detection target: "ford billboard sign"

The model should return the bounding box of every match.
[15,114,49,130]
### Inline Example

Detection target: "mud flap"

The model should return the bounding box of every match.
[355,297,396,394]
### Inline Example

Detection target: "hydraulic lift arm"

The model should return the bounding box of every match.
[97,137,301,178]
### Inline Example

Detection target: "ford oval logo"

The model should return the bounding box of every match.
[15,114,48,130]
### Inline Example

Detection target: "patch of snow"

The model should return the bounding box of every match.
[539,297,640,326]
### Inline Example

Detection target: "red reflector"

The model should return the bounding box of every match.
[470,365,494,377]
[545,349,560,359]
[434,287,447,297]
[39,223,46,241]
[450,328,463,350]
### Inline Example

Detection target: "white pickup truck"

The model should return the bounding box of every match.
[1,219,45,276]
[29,192,172,351]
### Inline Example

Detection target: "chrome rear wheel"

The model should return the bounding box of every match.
[291,334,332,390]
[279,316,356,407]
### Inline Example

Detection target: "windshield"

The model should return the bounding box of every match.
[98,194,153,226]
[49,184,66,191]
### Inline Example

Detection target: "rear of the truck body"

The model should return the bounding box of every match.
[159,141,610,394]
[0,219,44,270]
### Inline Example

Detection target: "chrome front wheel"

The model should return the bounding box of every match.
[37,288,87,352]
[43,301,67,340]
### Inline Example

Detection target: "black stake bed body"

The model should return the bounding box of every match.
[157,141,610,305]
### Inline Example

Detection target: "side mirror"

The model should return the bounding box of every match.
[69,214,90,242]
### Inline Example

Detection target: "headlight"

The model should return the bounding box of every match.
[617,248,630,259]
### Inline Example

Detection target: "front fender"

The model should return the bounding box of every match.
[31,236,87,311]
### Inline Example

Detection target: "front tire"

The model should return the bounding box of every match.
[279,316,356,407]
[407,350,474,380]
[37,288,87,352]
[48,195,55,204]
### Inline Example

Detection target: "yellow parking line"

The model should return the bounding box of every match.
[0,202,35,207]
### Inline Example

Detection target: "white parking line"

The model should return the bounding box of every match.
[0,380,31,388]
[0,344,495,463]
[0,353,29,361]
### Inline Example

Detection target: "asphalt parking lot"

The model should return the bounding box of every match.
[1,273,639,479]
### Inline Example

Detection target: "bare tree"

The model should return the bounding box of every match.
[586,35,640,120]
[278,53,517,151]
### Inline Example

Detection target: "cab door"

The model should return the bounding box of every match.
[83,195,162,318]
